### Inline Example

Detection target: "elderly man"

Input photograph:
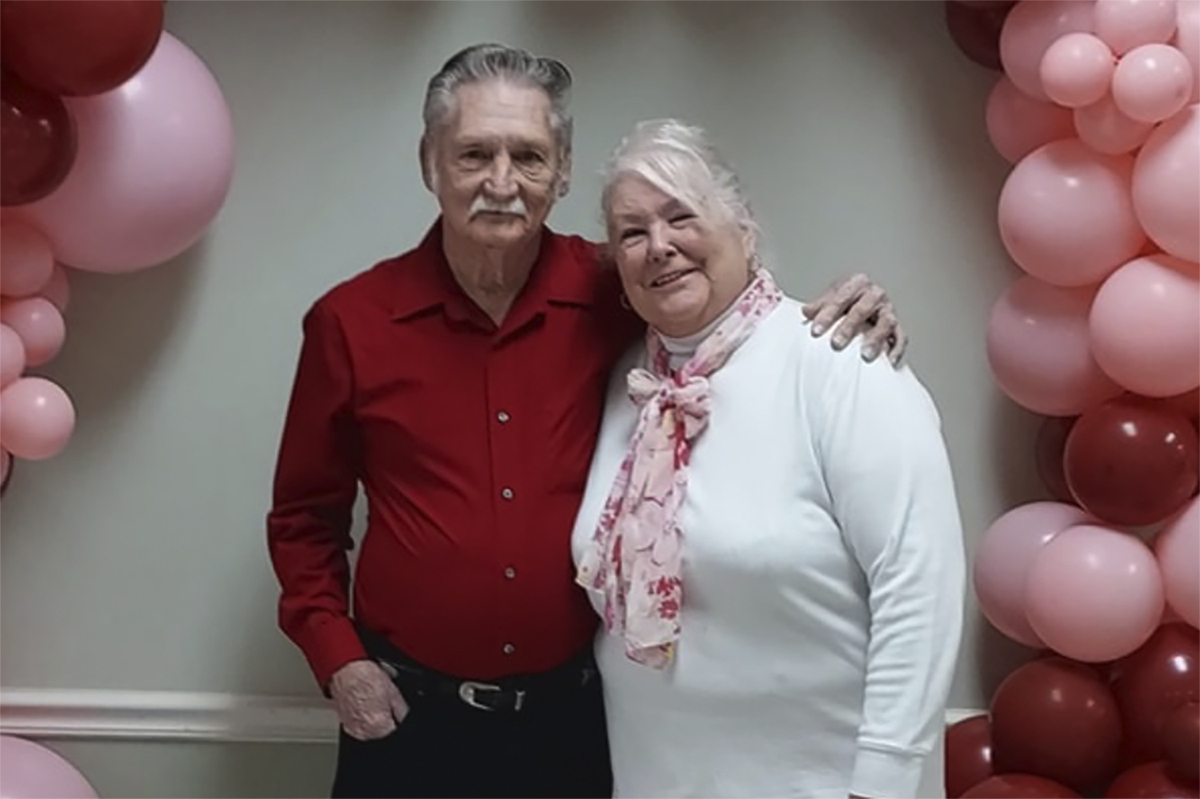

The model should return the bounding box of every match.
[267,43,905,799]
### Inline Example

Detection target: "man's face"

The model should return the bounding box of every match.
[426,79,567,253]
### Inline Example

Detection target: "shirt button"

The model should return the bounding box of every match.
[501,487,514,500]
[497,410,511,424]
[502,643,516,655]
[504,566,517,580]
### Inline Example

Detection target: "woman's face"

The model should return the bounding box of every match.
[607,175,753,338]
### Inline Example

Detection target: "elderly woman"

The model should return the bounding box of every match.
[572,120,966,799]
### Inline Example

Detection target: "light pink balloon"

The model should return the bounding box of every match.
[1156,497,1199,627]
[0,377,75,461]
[0,324,26,389]
[1074,92,1157,151]
[975,501,1095,647]
[987,75,1078,162]
[1026,523,1165,661]
[1042,32,1117,107]
[998,138,1145,286]
[0,222,53,299]
[1001,0,1097,101]
[987,276,1124,415]
[1112,43,1195,121]
[1095,0,1180,54]
[1178,0,1200,101]
[0,736,98,799]
[1133,102,1200,261]
[19,32,235,274]
[1090,254,1200,396]
[39,264,70,314]
[0,297,65,367]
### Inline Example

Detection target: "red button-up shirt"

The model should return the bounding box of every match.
[267,220,642,688]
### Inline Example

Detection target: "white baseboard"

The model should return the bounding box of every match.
[0,687,984,744]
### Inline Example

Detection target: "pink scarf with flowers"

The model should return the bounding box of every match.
[576,270,783,669]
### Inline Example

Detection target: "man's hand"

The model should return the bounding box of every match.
[801,273,907,366]
[329,660,409,741]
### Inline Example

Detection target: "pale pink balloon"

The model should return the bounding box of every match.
[1112,43,1195,120]
[975,501,1095,647]
[1133,103,1200,261]
[0,297,65,367]
[0,376,75,460]
[1156,497,1199,627]
[0,735,98,799]
[1042,32,1117,107]
[19,33,235,274]
[1026,523,1165,661]
[0,324,26,389]
[987,276,1124,415]
[1095,0,1180,54]
[998,138,1145,286]
[986,75,1078,162]
[1178,0,1200,101]
[39,264,70,314]
[1090,254,1200,396]
[1074,92,1157,151]
[0,222,53,299]
[1001,0,1097,101]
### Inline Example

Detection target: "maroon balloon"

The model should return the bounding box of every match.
[944,1,1016,70]
[947,715,995,798]
[961,773,1081,798]
[0,69,77,207]
[1036,415,1078,503]
[1064,396,1200,526]
[1111,624,1200,767]
[1161,703,1200,782]
[1104,761,1200,798]
[991,657,1123,795]
[0,0,165,97]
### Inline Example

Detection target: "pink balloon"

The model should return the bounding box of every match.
[0,323,26,389]
[986,74,1078,162]
[987,276,1124,415]
[1179,0,1200,101]
[1026,524,1165,661]
[19,32,234,273]
[1112,43,1194,121]
[0,222,53,298]
[1090,254,1200,396]
[0,376,75,460]
[1095,0,1180,54]
[1156,498,1199,627]
[1001,0,1097,100]
[998,139,1145,287]
[1074,92,1156,152]
[1042,32,1117,107]
[0,735,97,799]
[39,264,70,314]
[1132,102,1200,261]
[0,297,64,367]
[975,501,1095,647]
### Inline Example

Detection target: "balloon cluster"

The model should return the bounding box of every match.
[0,1,235,499]
[945,1,1199,797]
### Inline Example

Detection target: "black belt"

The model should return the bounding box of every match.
[356,627,598,714]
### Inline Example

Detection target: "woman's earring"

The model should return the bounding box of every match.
[619,293,632,311]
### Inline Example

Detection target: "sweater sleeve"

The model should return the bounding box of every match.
[810,340,966,799]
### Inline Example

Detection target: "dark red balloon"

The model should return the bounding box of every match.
[944,1,1016,71]
[1111,625,1200,767]
[0,0,165,97]
[0,69,77,207]
[1064,396,1200,527]
[1161,703,1200,782]
[991,657,1123,795]
[961,773,1081,798]
[947,715,995,798]
[1104,761,1200,798]
[1036,415,1077,503]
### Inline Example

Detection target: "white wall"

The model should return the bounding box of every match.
[1,2,1048,795]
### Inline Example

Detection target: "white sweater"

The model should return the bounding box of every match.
[570,298,966,799]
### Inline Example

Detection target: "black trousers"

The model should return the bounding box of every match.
[330,651,612,798]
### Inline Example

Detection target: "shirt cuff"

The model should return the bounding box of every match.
[299,615,369,695]
[850,743,927,799]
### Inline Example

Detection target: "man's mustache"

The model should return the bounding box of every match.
[469,195,527,218]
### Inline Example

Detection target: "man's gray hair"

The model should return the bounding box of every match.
[422,43,574,162]
[600,119,759,245]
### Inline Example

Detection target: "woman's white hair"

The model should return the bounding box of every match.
[600,119,759,248]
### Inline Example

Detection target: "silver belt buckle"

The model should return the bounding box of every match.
[458,681,502,711]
